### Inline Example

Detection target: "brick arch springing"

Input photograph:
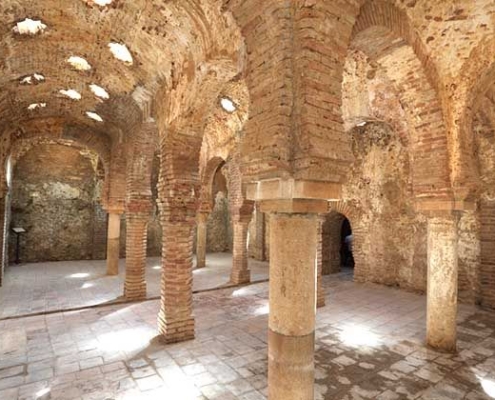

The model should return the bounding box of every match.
[350,0,451,201]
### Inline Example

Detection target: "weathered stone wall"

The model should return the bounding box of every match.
[336,122,428,292]
[9,145,100,262]
[473,115,495,308]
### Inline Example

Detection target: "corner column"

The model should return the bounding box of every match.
[196,212,208,269]
[106,211,123,276]
[426,213,459,352]
[231,213,252,285]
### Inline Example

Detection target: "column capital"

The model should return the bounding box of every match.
[260,199,329,215]
[197,212,209,224]
[245,178,342,202]
[415,199,475,217]
[104,205,125,215]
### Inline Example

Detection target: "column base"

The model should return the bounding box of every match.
[230,269,251,285]
[124,281,147,301]
[158,315,195,344]
[427,337,457,354]
[268,329,315,400]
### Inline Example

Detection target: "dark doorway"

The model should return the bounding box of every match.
[340,217,354,268]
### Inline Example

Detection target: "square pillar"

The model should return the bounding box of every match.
[426,214,459,353]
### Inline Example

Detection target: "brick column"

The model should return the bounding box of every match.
[157,131,201,344]
[317,218,325,308]
[124,201,152,300]
[106,211,122,276]
[124,121,156,299]
[158,216,196,343]
[231,214,251,285]
[196,212,208,269]
[268,212,318,400]
[426,214,459,353]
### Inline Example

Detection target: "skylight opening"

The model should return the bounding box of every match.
[86,0,113,6]
[27,103,47,111]
[220,97,237,113]
[20,73,45,85]
[108,42,133,65]
[67,56,92,71]
[13,18,47,36]
[60,89,82,100]
[89,84,110,100]
[86,111,103,122]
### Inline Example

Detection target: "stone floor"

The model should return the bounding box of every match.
[1,269,495,400]
[0,253,269,319]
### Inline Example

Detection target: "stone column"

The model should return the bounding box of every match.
[0,195,6,287]
[426,214,459,353]
[317,218,325,308]
[196,212,208,269]
[268,212,318,400]
[124,205,151,300]
[231,214,251,285]
[106,212,122,276]
[252,205,266,261]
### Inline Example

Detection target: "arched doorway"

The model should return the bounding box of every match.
[322,212,355,277]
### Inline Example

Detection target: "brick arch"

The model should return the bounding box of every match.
[350,0,451,201]
[199,156,226,213]
[454,36,495,195]
[327,201,369,282]
[10,136,109,175]
[353,0,441,93]
[322,205,363,280]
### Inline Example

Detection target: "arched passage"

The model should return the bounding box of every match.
[9,143,104,262]
[322,211,354,275]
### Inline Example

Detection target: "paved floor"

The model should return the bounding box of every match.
[0,270,495,400]
[0,253,269,319]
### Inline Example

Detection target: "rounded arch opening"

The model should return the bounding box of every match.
[8,142,105,263]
